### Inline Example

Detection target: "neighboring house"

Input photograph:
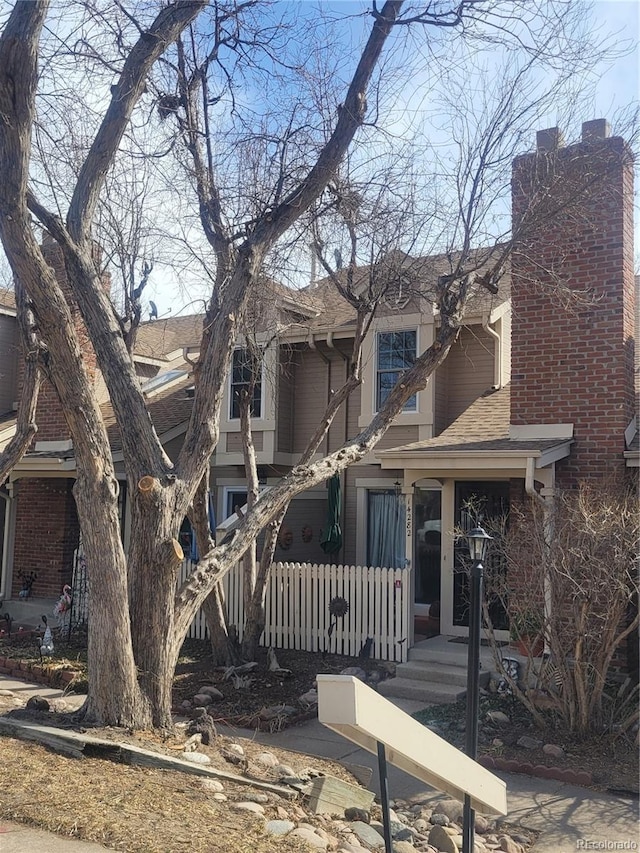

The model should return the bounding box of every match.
[0,119,636,665]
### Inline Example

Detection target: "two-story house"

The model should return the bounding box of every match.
[0,119,636,664]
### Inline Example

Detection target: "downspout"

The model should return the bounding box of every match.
[483,315,501,389]
[525,457,553,656]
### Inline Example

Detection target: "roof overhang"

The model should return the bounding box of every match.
[378,440,573,473]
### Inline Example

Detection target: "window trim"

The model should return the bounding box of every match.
[375,328,418,414]
[228,346,264,421]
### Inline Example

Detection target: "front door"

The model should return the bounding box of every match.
[414,487,441,632]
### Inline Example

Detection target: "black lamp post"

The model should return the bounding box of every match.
[462,526,493,853]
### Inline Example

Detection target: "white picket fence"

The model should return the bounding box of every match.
[180,560,412,663]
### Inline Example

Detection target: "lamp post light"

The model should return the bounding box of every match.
[462,526,493,853]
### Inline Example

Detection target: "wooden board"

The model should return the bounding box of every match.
[307,774,375,816]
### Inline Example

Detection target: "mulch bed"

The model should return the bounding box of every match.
[172,641,391,731]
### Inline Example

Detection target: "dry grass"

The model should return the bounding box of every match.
[0,735,327,852]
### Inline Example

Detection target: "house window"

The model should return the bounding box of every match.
[225,489,248,520]
[230,348,262,419]
[376,330,417,411]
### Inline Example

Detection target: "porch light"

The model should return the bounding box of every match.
[465,527,492,563]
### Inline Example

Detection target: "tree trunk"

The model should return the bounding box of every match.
[201,583,242,666]
[73,475,150,727]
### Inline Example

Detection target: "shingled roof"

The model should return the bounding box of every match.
[377,385,570,458]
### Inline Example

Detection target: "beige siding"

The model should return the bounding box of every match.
[442,325,495,429]
[433,365,448,435]
[292,344,351,455]
[277,347,297,453]
[0,314,17,416]
[375,425,419,450]
[276,496,330,565]
[226,431,263,453]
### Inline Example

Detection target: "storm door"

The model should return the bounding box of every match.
[453,481,509,629]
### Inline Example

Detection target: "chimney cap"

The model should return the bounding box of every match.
[536,127,564,152]
[581,118,610,142]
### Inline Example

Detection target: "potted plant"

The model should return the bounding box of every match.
[509,609,544,657]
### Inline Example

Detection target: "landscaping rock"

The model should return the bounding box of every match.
[486,710,510,725]
[516,735,542,750]
[542,743,565,759]
[431,800,462,822]
[474,814,490,834]
[428,824,459,853]
[226,743,245,757]
[498,837,524,853]
[266,819,296,836]
[345,807,370,823]
[26,695,50,712]
[429,813,450,826]
[198,685,223,700]
[350,821,386,848]
[392,842,417,853]
[211,793,227,802]
[181,751,211,765]
[256,751,280,767]
[240,792,270,804]
[192,693,213,706]
[340,666,367,681]
[300,689,319,706]
[275,763,297,777]
[260,704,297,720]
[290,827,329,849]
[231,801,265,816]
[199,779,224,793]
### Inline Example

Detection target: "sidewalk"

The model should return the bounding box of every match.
[1,674,638,853]
[222,698,640,853]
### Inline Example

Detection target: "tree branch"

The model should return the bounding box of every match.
[67,0,206,243]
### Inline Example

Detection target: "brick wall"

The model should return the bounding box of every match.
[511,122,635,487]
[11,477,79,598]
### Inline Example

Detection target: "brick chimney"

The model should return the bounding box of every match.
[17,233,109,443]
[510,120,635,486]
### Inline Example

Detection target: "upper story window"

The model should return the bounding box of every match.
[376,330,417,411]
[230,348,262,419]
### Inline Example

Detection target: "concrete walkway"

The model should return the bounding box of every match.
[0,675,638,853]
[221,699,639,853]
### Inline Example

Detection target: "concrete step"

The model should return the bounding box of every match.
[378,677,466,704]
[395,660,489,688]
[408,644,493,668]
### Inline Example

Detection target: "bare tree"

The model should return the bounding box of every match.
[482,482,639,738]
[0,0,630,730]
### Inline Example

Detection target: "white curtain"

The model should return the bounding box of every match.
[367,491,406,568]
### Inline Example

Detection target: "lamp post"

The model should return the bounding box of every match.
[462,526,493,853]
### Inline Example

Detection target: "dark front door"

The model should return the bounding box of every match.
[453,481,509,629]
[414,488,442,612]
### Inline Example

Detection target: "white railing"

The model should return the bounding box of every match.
[180,560,412,663]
